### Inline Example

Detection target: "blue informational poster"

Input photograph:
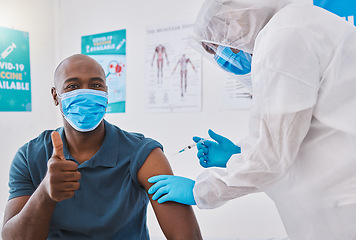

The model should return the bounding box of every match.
[81,29,126,113]
[0,26,31,112]
[314,0,356,25]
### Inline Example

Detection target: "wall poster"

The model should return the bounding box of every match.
[145,22,202,112]
[82,29,126,113]
[221,75,252,110]
[0,26,31,112]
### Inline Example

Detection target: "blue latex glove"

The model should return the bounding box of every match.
[148,175,196,205]
[193,129,241,168]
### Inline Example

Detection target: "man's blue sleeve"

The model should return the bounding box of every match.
[130,138,163,186]
[8,144,36,200]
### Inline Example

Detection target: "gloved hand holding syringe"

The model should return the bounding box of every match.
[174,130,241,168]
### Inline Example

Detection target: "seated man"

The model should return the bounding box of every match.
[1,54,203,240]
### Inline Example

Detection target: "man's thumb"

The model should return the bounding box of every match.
[51,131,65,161]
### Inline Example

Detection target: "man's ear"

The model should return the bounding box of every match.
[51,87,59,106]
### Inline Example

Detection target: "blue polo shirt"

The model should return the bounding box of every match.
[8,120,163,239]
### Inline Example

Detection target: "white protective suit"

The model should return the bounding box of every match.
[192,0,356,239]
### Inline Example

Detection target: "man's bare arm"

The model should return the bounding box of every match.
[138,148,202,240]
[2,185,57,240]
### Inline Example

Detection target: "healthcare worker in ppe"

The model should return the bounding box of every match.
[148,0,356,239]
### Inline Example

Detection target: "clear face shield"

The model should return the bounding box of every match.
[191,39,253,93]
[190,0,293,94]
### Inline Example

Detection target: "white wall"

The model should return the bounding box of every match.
[1,0,324,239]
[0,0,61,229]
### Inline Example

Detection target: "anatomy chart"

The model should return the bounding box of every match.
[0,26,31,112]
[82,29,126,113]
[221,74,252,110]
[145,22,202,112]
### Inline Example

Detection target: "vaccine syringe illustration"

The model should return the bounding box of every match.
[116,39,126,50]
[0,42,16,60]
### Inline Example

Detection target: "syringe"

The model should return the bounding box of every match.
[173,137,210,155]
[0,42,16,60]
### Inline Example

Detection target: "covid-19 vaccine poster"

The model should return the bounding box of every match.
[81,29,126,113]
[0,26,31,112]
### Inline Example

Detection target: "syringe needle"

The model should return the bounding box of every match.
[172,137,211,156]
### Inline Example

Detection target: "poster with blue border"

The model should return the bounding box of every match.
[81,29,126,113]
[0,26,31,112]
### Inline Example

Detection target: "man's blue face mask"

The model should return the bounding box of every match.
[58,89,108,132]
[213,45,252,76]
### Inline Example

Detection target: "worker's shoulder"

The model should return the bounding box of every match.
[273,3,339,27]
[265,3,353,45]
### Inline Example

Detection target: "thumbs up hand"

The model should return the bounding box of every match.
[42,131,81,202]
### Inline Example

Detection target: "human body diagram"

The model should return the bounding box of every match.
[151,44,169,84]
[172,54,197,97]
